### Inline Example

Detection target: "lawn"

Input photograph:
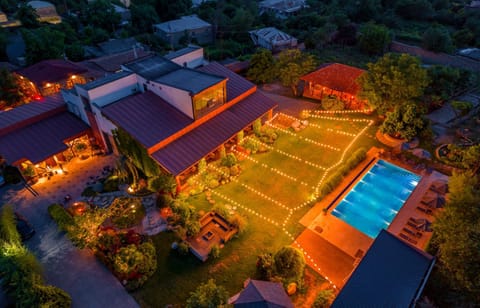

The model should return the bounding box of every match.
[133,110,382,306]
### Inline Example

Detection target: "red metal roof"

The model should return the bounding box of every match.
[300,63,365,96]
[101,91,194,149]
[197,62,256,102]
[80,49,154,74]
[16,59,88,85]
[0,93,66,136]
[0,112,90,164]
[151,91,277,175]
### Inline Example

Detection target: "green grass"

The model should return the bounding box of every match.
[133,112,383,306]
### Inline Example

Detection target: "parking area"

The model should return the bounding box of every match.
[0,154,139,308]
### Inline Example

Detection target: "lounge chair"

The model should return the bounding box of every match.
[416,206,433,215]
[399,232,418,245]
[403,227,422,238]
[407,221,424,231]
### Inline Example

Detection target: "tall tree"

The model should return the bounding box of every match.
[247,48,275,84]
[21,27,65,65]
[186,279,228,308]
[155,0,192,21]
[358,22,391,55]
[422,24,454,53]
[0,69,25,109]
[276,49,316,96]
[130,4,159,34]
[432,171,480,302]
[357,53,429,115]
[15,3,40,28]
[84,0,121,33]
[380,103,428,140]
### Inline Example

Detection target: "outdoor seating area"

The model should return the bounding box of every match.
[398,179,448,245]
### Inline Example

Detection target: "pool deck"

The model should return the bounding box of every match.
[296,146,448,288]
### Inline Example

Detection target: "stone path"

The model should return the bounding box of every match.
[139,194,167,236]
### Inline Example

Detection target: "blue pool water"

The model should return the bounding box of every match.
[331,159,421,238]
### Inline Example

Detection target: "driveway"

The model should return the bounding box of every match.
[259,90,321,116]
[0,155,139,308]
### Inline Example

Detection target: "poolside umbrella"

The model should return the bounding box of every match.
[430,180,448,194]
[411,148,431,160]
[421,191,445,209]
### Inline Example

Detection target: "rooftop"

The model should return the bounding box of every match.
[250,27,296,43]
[229,279,294,308]
[154,15,211,33]
[0,112,90,164]
[98,38,139,55]
[101,91,193,149]
[123,55,181,80]
[154,68,225,95]
[164,45,202,60]
[151,91,277,175]
[16,59,88,85]
[0,93,65,136]
[78,71,134,91]
[332,230,435,307]
[198,62,256,102]
[300,63,365,96]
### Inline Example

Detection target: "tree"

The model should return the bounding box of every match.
[155,0,192,21]
[15,3,40,28]
[130,4,159,34]
[21,27,65,65]
[0,69,26,109]
[186,279,229,308]
[358,22,391,55]
[357,53,429,115]
[247,48,275,84]
[273,246,305,282]
[422,24,454,53]
[380,103,428,140]
[395,0,433,21]
[432,171,480,301]
[276,49,316,96]
[84,0,121,33]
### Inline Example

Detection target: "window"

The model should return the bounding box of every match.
[192,84,226,119]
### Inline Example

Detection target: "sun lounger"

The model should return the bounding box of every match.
[407,221,423,230]
[416,206,433,215]
[399,232,418,245]
[403,227,422,238]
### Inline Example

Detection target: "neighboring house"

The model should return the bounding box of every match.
[458,48,480,61]
[164,45,207,68]
[300,63,366,109]
[16,60,88,97]
[228,279,294,308]
[27,1,61,24]
[259,0,307,19]
[466,0,480,10]
[79,49,154,77]
[0,93,91,176]
[153,15,213,48]
[112,4,131,26]
[332,230,435,307]
[61,53,277,187]
[249,27,297,53]
[187,212,238,261]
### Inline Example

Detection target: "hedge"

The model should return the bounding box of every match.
[318,148,367,199]
[48,204,75,233]
[0,204,21,245]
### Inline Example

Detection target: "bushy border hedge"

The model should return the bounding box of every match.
[0,205,72,307]
[318,148,367,199]
[48,203,75,233]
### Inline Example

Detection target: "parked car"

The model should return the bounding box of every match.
[14,212,35,241]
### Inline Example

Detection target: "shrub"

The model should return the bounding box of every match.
[253,118,262,136]
[147,173,176,194]
[243,138,259,153]
[177,241,190,256]
[81,186,98,197]
[208,179,220,189]
[185,220,201,237]
[256,252,274,280]
[113,242,157,290]
[219,145,226,159]
[0,204,21,244]
[36,284,72,308]
[198,158,207,174]
[48,204,75,233]
[230,165,241,176]
[322,95,345,110]
[274,246,306,283]
[109,198,145,229]
[313,289,334,308]
[237,130,244,143]
[209,244,221,259]
[156,194,173,209]
[186,279,228,308]
[221,153,237,167]
[212,204,230,219]
[229,213,247,235]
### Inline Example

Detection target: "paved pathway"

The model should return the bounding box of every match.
[259,90,321,116]
[0,155,139,308]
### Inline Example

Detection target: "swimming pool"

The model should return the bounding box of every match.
[331,159,421,238]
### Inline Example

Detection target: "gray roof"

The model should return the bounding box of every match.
[98,38,139,55]
[154,15,211,33]
[27,0,54,9]
[78,71,134,91]
[250,27,296,43]
[164,45,202,60]
[154,68,225,94]
[123,55,181,80]
[231,279,294,308]
[332,230,435,308]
